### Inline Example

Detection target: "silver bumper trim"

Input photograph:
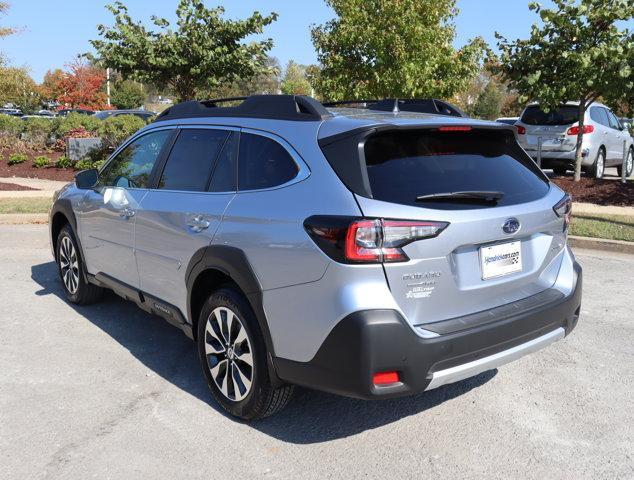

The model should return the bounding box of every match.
[425,327,565,391]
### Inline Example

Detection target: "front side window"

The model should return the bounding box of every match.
[99,129,171,188]
[158,129,229,192]
[238,133,298,191]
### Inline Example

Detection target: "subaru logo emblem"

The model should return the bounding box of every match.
[502,218,520,235]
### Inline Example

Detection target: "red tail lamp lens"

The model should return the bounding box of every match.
[516,125,526,135]
[438,125,472,132]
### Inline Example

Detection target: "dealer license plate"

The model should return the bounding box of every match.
[480,241,522,280]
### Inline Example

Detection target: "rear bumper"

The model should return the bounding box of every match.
[275,261,582,399]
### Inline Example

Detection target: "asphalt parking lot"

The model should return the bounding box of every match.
[1,224,632,480]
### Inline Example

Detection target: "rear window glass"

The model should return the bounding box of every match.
[363,129,549,209]
[521,105,579,125]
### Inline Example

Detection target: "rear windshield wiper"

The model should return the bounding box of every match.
[415,191,504,203]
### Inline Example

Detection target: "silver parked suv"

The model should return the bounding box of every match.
[50,95,582,420]
[516,101,634,178]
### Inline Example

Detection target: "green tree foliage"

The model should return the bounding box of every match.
[496,0,634,181]
[206,56,281,99]
[0,66,41,112]
[90,0,278,102]
[311,0,487,100]
[472,81,504,120]
[111,80,146,109]
[281,61,312,95]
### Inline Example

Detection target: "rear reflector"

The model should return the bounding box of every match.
[516,125,526,135]
[373,371,400,385]
[438,125,472,132]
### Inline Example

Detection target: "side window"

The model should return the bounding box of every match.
[100,129,171,188]
[606,110,621,130]
[158,129,229,192]
[590,107,607,126]
[238,133,299,191]
[209,132,238,192]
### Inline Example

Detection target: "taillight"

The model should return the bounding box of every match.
[304,216,449,264]
[516,125,526,135]
[567,125,594,136]
[553,194,572,232]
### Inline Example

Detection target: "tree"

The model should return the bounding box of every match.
[57,61,108,110]
[281,61,312,95]
[496,0,634,181]
[310,0,487,100]
[472,81,504,120]
[0,2,15,39]
[206,56,281,99]
[40,69,66,102]
[0,66,40,112]
[111,79,145,109]
[90,0,278,102]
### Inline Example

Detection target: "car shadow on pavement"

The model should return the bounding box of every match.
[31,260,497,444]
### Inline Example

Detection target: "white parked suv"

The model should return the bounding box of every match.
[515,102,634,178]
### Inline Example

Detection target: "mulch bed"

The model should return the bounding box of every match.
[0,182,38,191]
[0,148,74,182]
[552,177,634,207]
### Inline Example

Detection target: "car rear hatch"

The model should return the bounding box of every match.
[320,125,570,327]
[519,105,579,152]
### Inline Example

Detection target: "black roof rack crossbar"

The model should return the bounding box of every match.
[156,95,332,122]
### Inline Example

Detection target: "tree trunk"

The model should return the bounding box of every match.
[573,99,586,182]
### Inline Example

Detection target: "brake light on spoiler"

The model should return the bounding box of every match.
[304,216,449,264]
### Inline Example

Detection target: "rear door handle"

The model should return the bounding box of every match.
[187,215,210,233]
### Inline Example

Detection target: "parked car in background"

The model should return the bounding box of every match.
[21,114,55,120]
[50,95,582,420]
[515,102,634,178]
[58,108,95,116]
[495,117,519,125]
[0,108,22,116]
[93,109,156,121]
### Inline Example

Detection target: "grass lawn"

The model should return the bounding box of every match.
[0,197,52,214]
[570,213,634,242]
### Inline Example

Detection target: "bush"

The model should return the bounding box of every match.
[0,114,23,137]
[99,115,146,149]
[52,112,101,138]
[111,80,146,109]
[22,117,55,148]
[7,153,28,165]
[33,155,50,168]
[55,155,72,168]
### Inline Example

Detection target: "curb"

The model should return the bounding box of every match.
[569,235,634,255]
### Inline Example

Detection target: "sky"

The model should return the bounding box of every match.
[0,0,595,83]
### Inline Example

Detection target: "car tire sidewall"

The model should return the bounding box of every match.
[593,148,605,179]
[56,225,85,303]
[196,287,269,419]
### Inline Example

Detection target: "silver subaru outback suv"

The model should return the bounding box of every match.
[50,95,582,420]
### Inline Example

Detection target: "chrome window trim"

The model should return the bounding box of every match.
[236,127,311,194]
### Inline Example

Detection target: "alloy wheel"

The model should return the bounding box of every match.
[59,236,79,294]
[596,151,605,179]
[204,306,254,402]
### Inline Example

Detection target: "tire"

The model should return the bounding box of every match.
[552,167,567,176]
[197,287,293,420]
[616,148,633,178]
[589,148,606,179]
[56,224,103,305]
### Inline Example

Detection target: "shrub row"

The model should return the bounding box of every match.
[0,113,148,150]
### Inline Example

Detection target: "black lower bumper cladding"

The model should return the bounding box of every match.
[275,262,582,400]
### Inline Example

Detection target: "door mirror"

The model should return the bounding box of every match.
[75,168,98,189]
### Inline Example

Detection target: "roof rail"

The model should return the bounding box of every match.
[323,98,468,118]
[155,95,332,122]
